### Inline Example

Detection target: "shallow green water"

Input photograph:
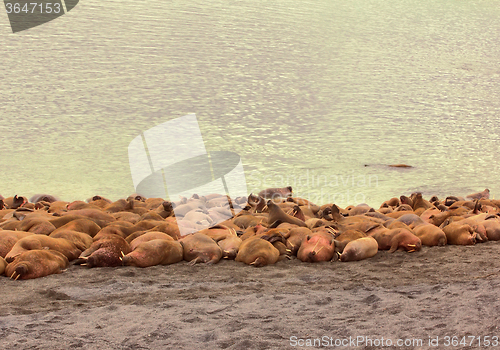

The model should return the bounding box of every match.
[1,0,500,206]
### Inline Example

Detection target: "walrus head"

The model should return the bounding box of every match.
[11,263,29,280]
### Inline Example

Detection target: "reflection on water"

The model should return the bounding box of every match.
[1,0,500,206]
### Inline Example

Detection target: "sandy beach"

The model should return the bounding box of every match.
[2,240,500,350]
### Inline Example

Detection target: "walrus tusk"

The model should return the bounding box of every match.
[316,246,324,254]
[407,244,416,247]
[312,240,320,254]
[15,274,20,281]
[121,251,125,257]
[407,249,415,253]
[10,271,16,279]
[81,263,88,266]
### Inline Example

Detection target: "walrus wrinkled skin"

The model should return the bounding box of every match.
[179,233,222,265]
[218,235,243,259]
[0,231,33,258]
[412,224,447,246]
[235,236,280,267]
[129,231,174,251]
[371,228,421,253]
[5,250,69,280]
[121,239,183,267]
[340,237,378,262]
[76,234,131,267]
[5,235,82,263]
[442,222,477,245]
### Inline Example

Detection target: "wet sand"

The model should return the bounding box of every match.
[1,242,500,349]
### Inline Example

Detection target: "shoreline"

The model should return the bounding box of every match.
[1,243,500,349]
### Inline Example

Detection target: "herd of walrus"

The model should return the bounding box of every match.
[0,186,497,280]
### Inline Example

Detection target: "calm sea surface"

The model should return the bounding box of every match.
[1,0,500,207]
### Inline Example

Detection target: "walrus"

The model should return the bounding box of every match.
[412,223,447,246]
[389,164,413,168]
[121,239,183,267]
[154,201,175,218]
[235,236,280,267]
[371,228,421,253]
[442,222,476,245]
[5,235,82,263]
[49,229,94,251]
[465,188,490,200]
[333,229,366,254]
[339,236,378,262]
[267,200,307,228]
[482,219,500,241]
[19,217,56,235]
[61,209,116,225]
[29,194,59,203]
[218,235,243,259]
[75,234,131,267]
[3,195,27,209]
[129,231,174,251]
[5,249,69,280]
[0,230,33,258]
[51,218,101,237]
[233,215,267,229]
[411,193,433,212]
[258,186,293,200]
[179,233,222,265]
[297,231,335,262]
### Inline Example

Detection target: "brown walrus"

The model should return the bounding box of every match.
[51,218,102,237]
[267,200,307,228]
[179,233,222,265]
[218,235,243,259]
[333,229,366,254]
[5,249,69,280]
[466,188,490,200]
[297,232,335,262]
[75,234,131,267]
[0,230,33,258]
[284,227,312,255]
[49,229,94,251]
[5,235,82,263]
[121,239,183,267]
[339,236,378,262]
[412,224,447,246]
[235,236,280,267]
[442,222,476,245]
[129,231,174,251]
[371,228,421,253]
